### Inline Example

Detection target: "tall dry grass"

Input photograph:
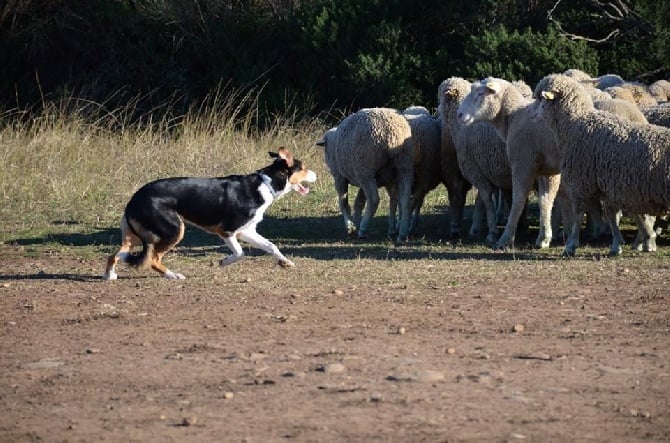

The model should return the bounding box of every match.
[0,88,336,241]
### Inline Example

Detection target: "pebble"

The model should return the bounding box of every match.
[446,347,456,354]
[223,392,234,400]
[513,323,525,333]
[181,416,197,426]
[333,289,344,296]
[398,327,406,335]
[321,363,346,374]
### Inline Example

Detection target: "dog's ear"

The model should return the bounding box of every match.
[274,147,294,167]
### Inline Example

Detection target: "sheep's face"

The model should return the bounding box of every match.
[457,78,504,125]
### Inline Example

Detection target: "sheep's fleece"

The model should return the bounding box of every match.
[317,108,414,242]
[533,74,670,256]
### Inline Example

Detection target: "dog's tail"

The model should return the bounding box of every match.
[122,214,154,269]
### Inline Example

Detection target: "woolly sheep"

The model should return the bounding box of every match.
[438,86,473,239]
[553,98,652,244]
[401,106,444,232]
[649,79,670,102]
[316,108,414,242]
[438,77,514,243]
[354,106,444,234]
[641,103,670,127]
[532,73,670,256]
[457,77,562,250]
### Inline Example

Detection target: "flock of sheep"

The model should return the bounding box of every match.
[316,69,670,257]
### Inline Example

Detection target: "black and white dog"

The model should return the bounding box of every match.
[103,147,317,280]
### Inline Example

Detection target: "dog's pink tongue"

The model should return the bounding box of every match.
[295,183,310,196]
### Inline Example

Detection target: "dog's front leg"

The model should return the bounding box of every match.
[238,229,295,268]
[221,236,245,266]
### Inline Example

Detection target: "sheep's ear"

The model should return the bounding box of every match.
[541,91,556,101]
[484,80,502,94]
[316,138,326,147]
[445,89,458,99]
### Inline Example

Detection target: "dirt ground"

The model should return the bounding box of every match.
[1,238,669,442]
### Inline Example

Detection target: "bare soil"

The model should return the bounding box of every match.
[1,237,669,442]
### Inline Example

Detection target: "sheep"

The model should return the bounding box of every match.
[353,106,444,234]
[457,77,562,250]
[316,108,414,242]
[553,97,652,244]
[532,73,670,256]
[438,77,514,244]
[649,79,670,102]
[641,103,670,128]
[400,106,444,232]
[438,86,474,239]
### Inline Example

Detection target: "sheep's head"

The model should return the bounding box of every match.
[456,77,506,125]
[532,73,595,126]
[438,77,471,119]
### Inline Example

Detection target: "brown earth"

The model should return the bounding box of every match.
[0,239,669,442]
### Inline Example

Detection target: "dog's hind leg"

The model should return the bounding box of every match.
[238,228,295,268]
[103,216,141,280]
[151,217,186,279]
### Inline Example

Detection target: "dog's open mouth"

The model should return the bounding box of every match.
[292,183,310,196]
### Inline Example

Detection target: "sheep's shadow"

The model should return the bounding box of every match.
[7,211,665,263]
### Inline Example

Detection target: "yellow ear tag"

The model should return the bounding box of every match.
[541,91,555,100]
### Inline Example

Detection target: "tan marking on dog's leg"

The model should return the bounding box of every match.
[103,216,141,280]
[152,218,186,280]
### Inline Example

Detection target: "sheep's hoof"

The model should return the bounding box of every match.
[607,249,622,258]
[561,249,576,258]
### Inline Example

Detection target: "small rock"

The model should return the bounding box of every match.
[446,347,456,354]
[415,370,445,383]
[333,289,344,296]
[513,323,525,333]
[85,348,100,354]
[398,327,406,335]
[320,363,346,374]
[223,392,234,400]
[181,416,197,426]
[368,393,382,402]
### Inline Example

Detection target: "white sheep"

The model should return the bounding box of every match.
[316,108,414,242]
[649,79,670,102]
[401,106,444,232]
[438,88,473,239]
[457,77,562,250]
[438,77,514,244]
[532,73,670,256]
[641,103,670,128]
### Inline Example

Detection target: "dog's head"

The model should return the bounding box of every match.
[266,147,317,196]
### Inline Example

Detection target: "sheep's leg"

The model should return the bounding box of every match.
[353,188,366,229]
[495,169,534,250]
[631,214,657,252]
[469,193,485,239]
[535,175,559,249]
[358,179,380,240]
[444,177,468,239]
[409,189,426,234]
[386,185,399,238]
[471,186,498,244]
[395,174,413,242]
[604,205,625,256]
[334,176,356,236]
[552,189,572,243]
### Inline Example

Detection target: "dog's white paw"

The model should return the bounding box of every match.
[164,270,186,280]
[278,259,295,268]
[103,271,118,281]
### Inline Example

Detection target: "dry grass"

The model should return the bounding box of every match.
[0,88,342,241]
